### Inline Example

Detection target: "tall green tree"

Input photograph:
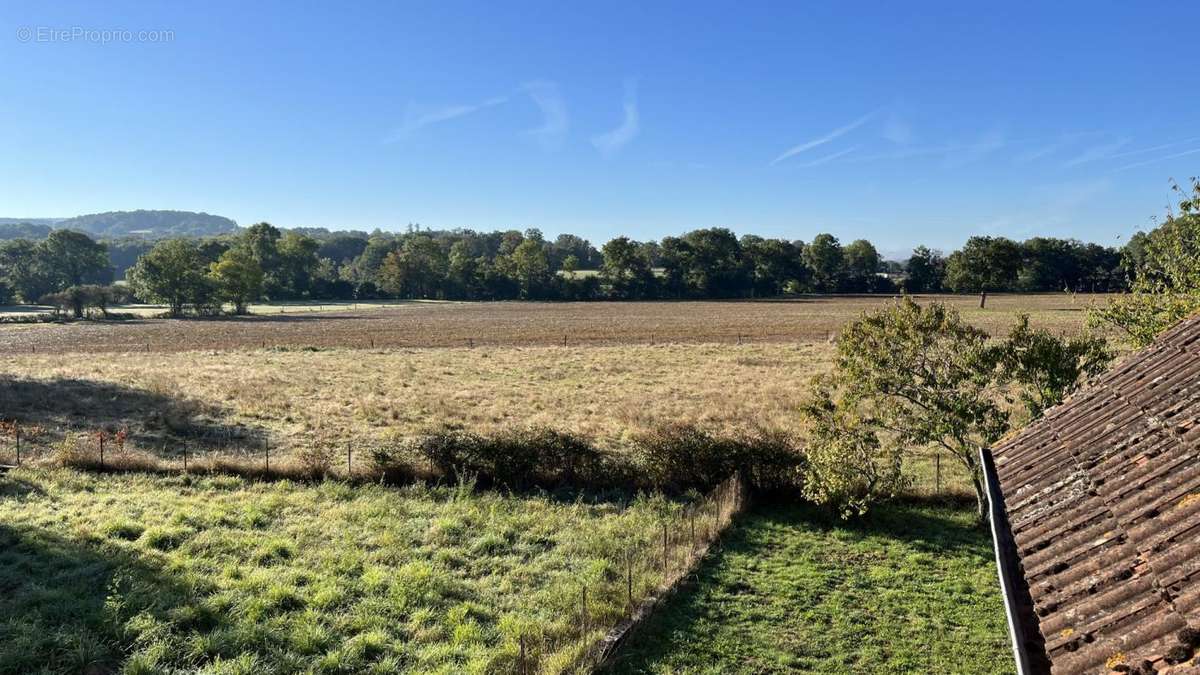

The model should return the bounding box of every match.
[274,232,321,298]
[378,235,448,298]
[601,236,656,299]
[843,239,881,291]
[40,230,111,288]
[127,239,210,317]
[904,246,945,293]
[944,236,1022,294]
[741,235,806,296]
[804,233,843,292]
[209,248,264,314]
[509,237,552,299]
[0,239,56,302]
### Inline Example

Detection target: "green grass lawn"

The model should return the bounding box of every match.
[0,469,683,675]
[609,500,1012,675]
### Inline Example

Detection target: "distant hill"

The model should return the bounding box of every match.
[55,210,239,238]
[0,222,55,240]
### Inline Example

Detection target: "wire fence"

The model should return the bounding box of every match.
[0,423,974,501]
[537,472,749,673]
[0,423,751,672]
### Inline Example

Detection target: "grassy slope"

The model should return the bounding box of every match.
[610,501,1011,675]
[0,469,679,675]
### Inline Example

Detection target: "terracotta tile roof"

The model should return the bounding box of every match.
[992,315,1200,674]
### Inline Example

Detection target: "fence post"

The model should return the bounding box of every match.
[627,551,633,608]
[662,522,669,575]
[935,452,942,495]
[581,585,588,633]
[690,509,696,549]
[264,437,270,473]
[183,445,188,472]
[519,635,526,675]
[347,442,352,477]
[99,433,105,469]
[14,427,20,466]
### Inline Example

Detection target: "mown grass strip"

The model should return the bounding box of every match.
[607,500,1011,674]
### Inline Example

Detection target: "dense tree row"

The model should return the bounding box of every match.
[0,221,1135,313]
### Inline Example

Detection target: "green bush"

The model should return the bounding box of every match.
[633,424,805,494]
[413,427,618,490]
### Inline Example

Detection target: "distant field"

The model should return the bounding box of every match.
[0,294,1102,471]
[0,343,825,458]
[611,501,1010,674]
[0,294,1107,354]
[0,469,680,674]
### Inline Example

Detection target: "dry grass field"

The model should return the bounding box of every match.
[0,293,1105,354]
[0,295,1106,460]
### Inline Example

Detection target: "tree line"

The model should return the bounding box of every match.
[0,221,1134,315]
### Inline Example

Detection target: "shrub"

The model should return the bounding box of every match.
[413,429,486,481]
[801,390,907,518]
[732,428,807,493]
[496,427,612,488]
[412,427,613,490]
[367,441,417,484]
[294,444,336,479]
[634,424,741,492]
[633,424,805,494]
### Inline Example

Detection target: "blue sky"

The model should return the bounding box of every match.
[2,1,1198,256]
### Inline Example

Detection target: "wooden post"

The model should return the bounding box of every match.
[264,438,270,473]
[99,433,105,468]
[347,443,352,477]
[979,291,987,309]
[581,585,588,633]
[627,552,633,607]
[183,446,188,472]
[662,522,669,574]
[935,452,942,495]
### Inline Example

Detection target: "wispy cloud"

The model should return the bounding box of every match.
[1061,138,1129,168]
[522,81,568,151]
[771,110,876,165]
[797,145,860,167]
[384,96,508,143]
[591,79,639,158]
[882,112,913,145]
[1116,147,1200,171]
[942,129,1005,168]
[1013,132,1102,164]
[1107,137,1200,160]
